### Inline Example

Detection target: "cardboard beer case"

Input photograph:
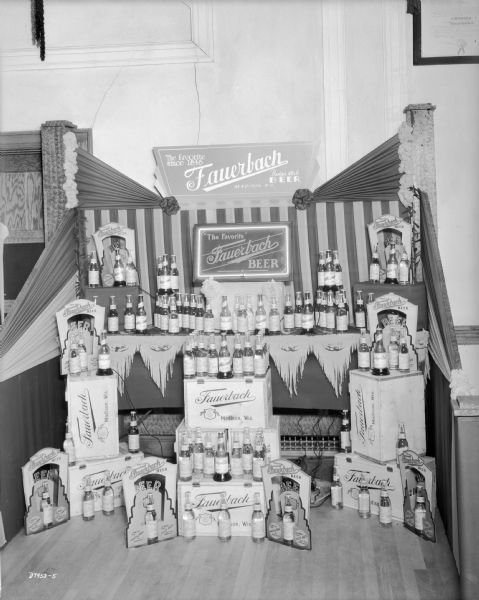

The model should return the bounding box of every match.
[66,374,119,461]
[174,415,281,460]
[67,450,145,517]
[334,452,404,521]
[184,370,273,429]
[349,369,425,463]
[177,479,266,537]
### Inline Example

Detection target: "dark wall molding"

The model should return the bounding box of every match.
[455,326,479,346]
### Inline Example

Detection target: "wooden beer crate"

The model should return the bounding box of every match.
[349,369,425,463]
[66,374,119,461]
[67,450,144,517]
[184,370,273,428]
[177,479,265,537]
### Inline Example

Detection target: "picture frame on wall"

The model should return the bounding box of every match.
[412,0,479,65]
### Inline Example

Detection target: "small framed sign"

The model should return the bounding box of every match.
[193,222,291,282]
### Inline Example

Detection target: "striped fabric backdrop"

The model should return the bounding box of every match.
[83,199,406,322]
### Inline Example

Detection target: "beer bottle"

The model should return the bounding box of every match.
[379,479,392,527]
[317,250,326,290]
[336,292,348,333]
[145,492,158,544]
[183,338,196,379]
[340,410,351,452]
[88,252,100,288]
[218,493,232,541]
[369,245,380,283]
[213,431,231,482]
[232,295,240,334]
[385,243,399,284]
[41,483,54,529]
[324,249,335,292]
[246,295,255,334]
[195,295,205,334]
[189,293,197,333]
[302,291,314,334]
[134,293,149,332]
[63,420,76,466]
[125,253,138,287]
[218,333,233,379]
[372,330,389,376]
[123,294,135,334]
[195,336,208,377]
[396,422,409,467]
[102,470,115,516]
[294,291,303,330]
[255,294,267,336]
[78,333,88,373]
[192,428,204,478]
[97,331,113,376]
[254,335,267,378]
[252,431,265,482]
[237,296,248,335]
[203,433,215,478]
[251,492,266,543]
[283,293,295,334]
[333,249,343,289]
[282,494,295,546]
[128,410,140,453]
[179,432,193,482]
[242,428,254,478]
[107,295,119,334]
[354,290,367,329]
[398,333,410,372]
[69,341,81,376]
[207,335,219,378]
[182,492,196,541]
[242,333,254,376]
[414,495,427,535]
[232,334,244,378]
[325,291,336,333]
[170,254,179,294]
[331,462,343,509]
[168,295,180,334]
[219,296,233,335]
[181,293,190,333]
[268,296,281,335]
[358,329,371,371]
[398,251,410,285]
[82,476,95,521]
[113,249,126,287]
[358,473,370,519]
[388,331,399,370]
[230,431,243,479]
[204,297,215,334]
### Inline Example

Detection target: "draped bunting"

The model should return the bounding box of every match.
[268,333,360,397]
[309,135,402,204]
[108,333,359,399]
[0,209,77,363]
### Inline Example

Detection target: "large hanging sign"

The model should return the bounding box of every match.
[193,222,291,281]
[153,142,318,204]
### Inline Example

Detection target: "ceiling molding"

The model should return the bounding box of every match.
[1,2,213,72]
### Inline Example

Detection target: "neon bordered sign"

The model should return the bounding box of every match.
[193,222,291,282]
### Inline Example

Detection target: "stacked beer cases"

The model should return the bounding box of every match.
[65,374,144,516]
[176,367,280,537]
[336,367,435,523]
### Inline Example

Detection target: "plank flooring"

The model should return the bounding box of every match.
[1,505,459,600]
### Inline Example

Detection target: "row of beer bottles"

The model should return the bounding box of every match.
[88,251,138,288]
[183,332,269,379]
[317,249,343,291]
[178,428,271,483]
[369,243,410,285]
[358,327,411,376]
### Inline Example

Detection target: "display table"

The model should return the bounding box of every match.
[108,331,360,411]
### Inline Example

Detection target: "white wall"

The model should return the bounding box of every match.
[1,0,478,386]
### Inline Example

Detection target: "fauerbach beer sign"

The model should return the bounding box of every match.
[193,223,291,281]
[153,142,318,200]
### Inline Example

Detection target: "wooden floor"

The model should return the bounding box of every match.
[1,505,459,600]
